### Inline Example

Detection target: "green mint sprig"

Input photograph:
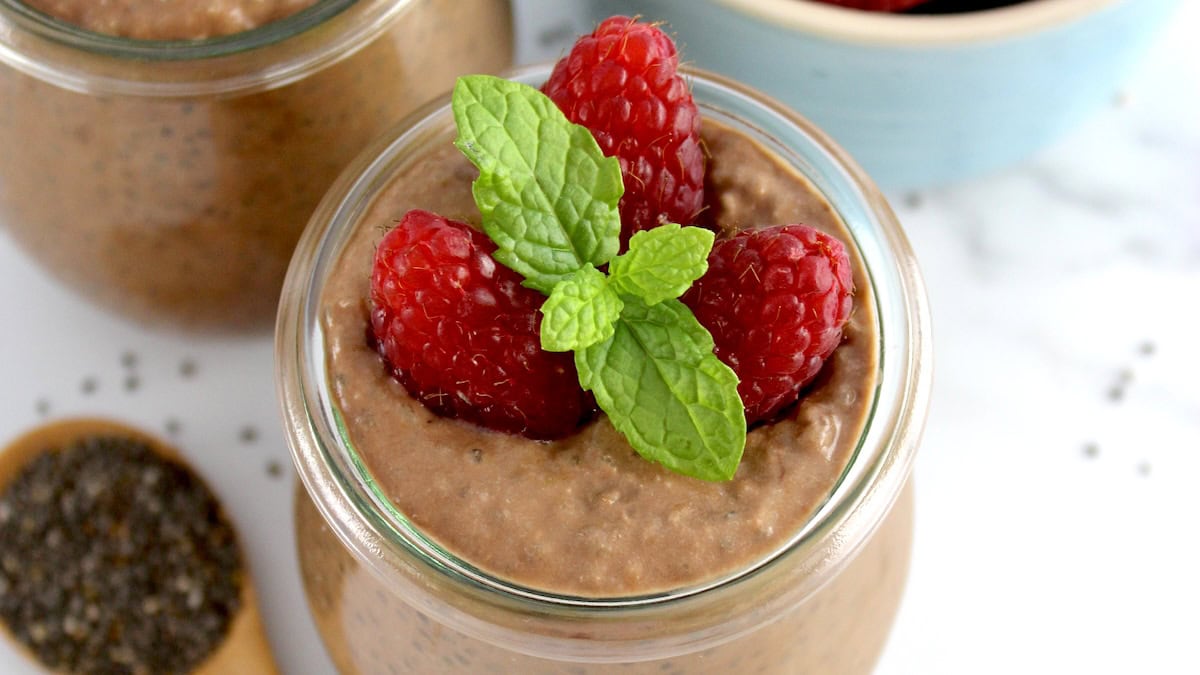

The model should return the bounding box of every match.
[452,75,745,482]
[452,75,622,294]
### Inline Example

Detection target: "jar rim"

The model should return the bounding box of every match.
[0,0,413,96]
[0,0,355,59]
[276,63,932,658]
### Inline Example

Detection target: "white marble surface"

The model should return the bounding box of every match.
[882,3,1200,669]
[1,1,1198,673]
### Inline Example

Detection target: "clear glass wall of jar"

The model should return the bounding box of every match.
[277,65,932,674]
[0,0,513,332]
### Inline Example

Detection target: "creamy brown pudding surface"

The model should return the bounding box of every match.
[320,121,880,597]
[23,0,319,39]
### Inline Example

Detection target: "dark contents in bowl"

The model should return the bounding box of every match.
[904,0,1028,13]
[0,435,243,674]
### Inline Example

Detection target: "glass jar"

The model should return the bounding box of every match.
[0,0,513,332]
[276,64,932,674]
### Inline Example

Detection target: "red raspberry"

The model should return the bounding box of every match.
[543,15,705,248]
[369,210,594,440]
[682,225,854,425]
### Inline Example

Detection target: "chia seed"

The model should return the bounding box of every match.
[0,435,243,674]
[1107,368,1133,403]
[179,359,198,379]
[238,426,258,444]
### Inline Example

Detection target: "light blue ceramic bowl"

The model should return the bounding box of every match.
[586,0,1178,190]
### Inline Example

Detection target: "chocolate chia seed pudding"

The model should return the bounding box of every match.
[279,68,930,674]
[0,0,513,331]
[22,0,319,39]
[320,124,879,595]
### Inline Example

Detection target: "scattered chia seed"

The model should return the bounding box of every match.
[0,435,243,674]
[119,351,138,370]
[265,460,283,479]
[123,374,141,392]
[80,377,98,395]
[179,359,198,379]
[1107,368,1133,403]
[1082,442,1100,459]
[238,426,258,444]
[1139,341,1156,357]
[164,418,182,437]
[34,399,51,417]
[903,192,923,209]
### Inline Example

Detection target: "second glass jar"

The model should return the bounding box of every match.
[0,0,513,331]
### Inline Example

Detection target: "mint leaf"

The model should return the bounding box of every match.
[540,265,623,352]
[609,224,715,305]
[452,75,623,294]
[576,297,746,482]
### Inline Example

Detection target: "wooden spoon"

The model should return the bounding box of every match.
[0,418,279,675]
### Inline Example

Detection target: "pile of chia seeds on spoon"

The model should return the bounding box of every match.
[0,435,243,674]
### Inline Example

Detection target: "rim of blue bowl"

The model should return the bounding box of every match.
[716,0,1121,46]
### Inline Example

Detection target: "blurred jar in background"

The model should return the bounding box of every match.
[0,0,513,332]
